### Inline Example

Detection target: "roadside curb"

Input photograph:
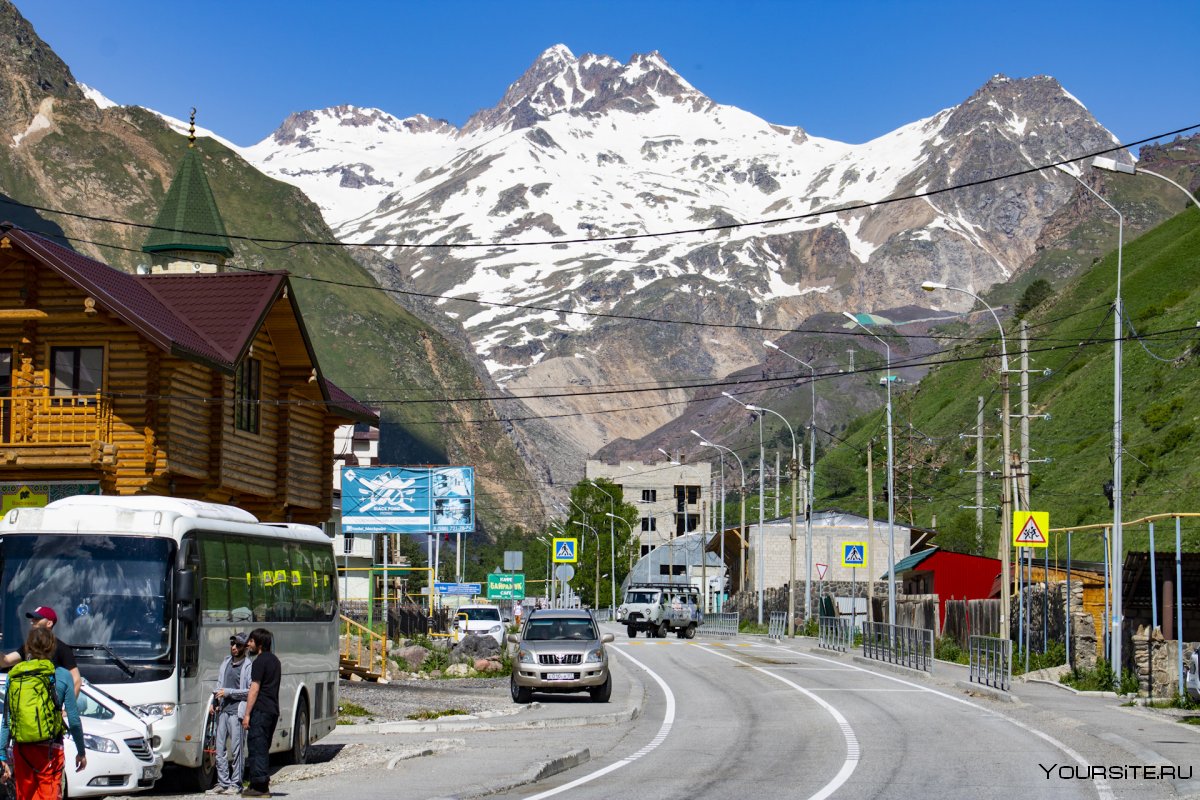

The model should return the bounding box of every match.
[343,702,638,734]
[953,679,1017,703]
[427,748,592,800]
[849,655,930,681]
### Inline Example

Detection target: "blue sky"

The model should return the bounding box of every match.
[16,0,1199,149]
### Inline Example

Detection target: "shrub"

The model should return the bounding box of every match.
[935,635,967,664]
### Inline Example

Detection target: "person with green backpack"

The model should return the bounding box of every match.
[0,626,85,800]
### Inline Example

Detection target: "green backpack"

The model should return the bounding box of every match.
[6,659,64,743]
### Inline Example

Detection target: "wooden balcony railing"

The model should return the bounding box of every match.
[0,392,113,445]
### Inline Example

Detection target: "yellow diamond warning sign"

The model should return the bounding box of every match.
[1012,511,1049,548]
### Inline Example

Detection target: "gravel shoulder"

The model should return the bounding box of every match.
[338,676,513,724]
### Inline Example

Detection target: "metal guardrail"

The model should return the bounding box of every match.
[699,612,738,637]
[768,611,788,640]
[593,608,613,623]
[862,621,934,672]
[969,635,1011,692]
[818,616,853,652]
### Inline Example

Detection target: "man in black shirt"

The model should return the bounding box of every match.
[241,628,281,797]
[1,605,81,696]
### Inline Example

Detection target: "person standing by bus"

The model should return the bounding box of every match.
[0,626,86,800]
[241,629,280,798]
[212,632,253,794]
[1,607,81,697]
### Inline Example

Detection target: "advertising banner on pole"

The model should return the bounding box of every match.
[340,466,474,534]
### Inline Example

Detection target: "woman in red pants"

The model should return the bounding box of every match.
[0,626,85,800]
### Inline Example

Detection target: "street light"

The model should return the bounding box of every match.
[692,431,747,595]
[722,390,766,624]
[605,512,635,583]
[919,282,1012,642]
[584,478,618,615]
[1092,157,1200,210]
[745,402,798,638]
[573,520,601,611]
[765,340,819,624]
[1054,163,1126,672]
[841,311,896,629]
[1094,153,1200,687]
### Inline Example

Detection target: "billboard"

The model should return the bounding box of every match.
[340,466,474,534]
[0,481,100,514]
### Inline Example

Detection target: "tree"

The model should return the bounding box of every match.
[559,479,638,609]
[1014,279,1053,319]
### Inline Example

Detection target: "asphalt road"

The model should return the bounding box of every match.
[132,627,1200,800]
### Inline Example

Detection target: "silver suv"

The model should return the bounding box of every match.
[508,609,614,703]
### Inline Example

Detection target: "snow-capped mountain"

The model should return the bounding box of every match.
[239,45,1123,454]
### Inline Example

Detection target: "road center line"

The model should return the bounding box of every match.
[521,646,675,800]
[696,644,858,800]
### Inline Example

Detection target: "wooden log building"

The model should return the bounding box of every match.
[0,125,375,524]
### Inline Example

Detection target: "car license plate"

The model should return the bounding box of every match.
[546,672,575,681]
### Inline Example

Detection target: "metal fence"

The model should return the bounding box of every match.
[700,612,739,637]
[593,608,613,623]
[768,611,788,640]
[969,635,1012,692]
[862,621,934,672]
[818,616,854,652]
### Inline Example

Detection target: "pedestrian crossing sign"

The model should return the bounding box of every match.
[552,537,578,563]
[1012,511,1049,548]
[841,541,867,568]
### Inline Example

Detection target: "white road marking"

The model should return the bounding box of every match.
[762,643,1115,800]
[696,645,859,800]
[520,646,675,800]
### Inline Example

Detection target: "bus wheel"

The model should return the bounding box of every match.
[283,697,310,765]
[186,755,216,792]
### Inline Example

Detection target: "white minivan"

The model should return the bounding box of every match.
[1,676,162,798]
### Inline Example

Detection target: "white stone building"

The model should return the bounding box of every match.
[585,459,712,555]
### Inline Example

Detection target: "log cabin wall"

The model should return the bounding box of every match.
[218,327,279,500]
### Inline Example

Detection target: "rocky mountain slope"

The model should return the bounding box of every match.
[0,0,548,532]
[241,45,1145,460]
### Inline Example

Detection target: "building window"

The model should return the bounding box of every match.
[641,489,657,502]
[342,532,354,554]
[234,357,261,433]
[641,544,656,557]
[50,347,104,398]
[686,486,700,504]
[641,517,656,532]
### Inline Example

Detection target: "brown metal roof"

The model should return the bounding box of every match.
[140,272,287,366]
[3,225,375,423]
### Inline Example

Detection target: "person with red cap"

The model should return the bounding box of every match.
[2,607,81,697]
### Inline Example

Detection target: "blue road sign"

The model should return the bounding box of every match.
[841,541,867,568]
[434,582,481,596]
[552,537,578,563]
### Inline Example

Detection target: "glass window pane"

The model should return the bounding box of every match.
[225,538,253,623]
[247,540,272,622]
[52,349,75,395]
[269,542,294,622]
[199,536,229,622]
[78,348,103,395]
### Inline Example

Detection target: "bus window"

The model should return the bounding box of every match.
[247,540,272,622]
[199,536,230,622]
[224,537,253,623]
[291,545,316,620]
[311,545,336,619]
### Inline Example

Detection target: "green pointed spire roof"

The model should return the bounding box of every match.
[142,146,233,257]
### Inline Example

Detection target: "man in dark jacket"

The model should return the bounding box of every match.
[241,629,281,798]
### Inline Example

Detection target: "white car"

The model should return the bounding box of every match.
[1,676,163,798]
[451,604,508,647]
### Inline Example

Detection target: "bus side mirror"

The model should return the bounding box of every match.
[174,569,197,603]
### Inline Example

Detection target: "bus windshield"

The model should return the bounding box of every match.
[0,534,173,660]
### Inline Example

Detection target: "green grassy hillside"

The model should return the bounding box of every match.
[814,206,1200,561]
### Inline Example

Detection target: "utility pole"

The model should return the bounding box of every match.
[1020,321,1032,508]
[774,450,781,518]
[976,396,985,555]
[866,440,875,623]
[701,500,708,613]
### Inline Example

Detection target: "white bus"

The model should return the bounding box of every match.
[0,496,339,789]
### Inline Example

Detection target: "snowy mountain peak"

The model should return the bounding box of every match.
[462,45,709,134]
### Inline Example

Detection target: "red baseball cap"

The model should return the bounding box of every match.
[25,606,58,624]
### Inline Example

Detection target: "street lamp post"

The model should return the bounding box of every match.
[584,478,618,615]
[746,403,798,637]
[693,432,746,597]
[1054,163,1126,672]
[841,312,896,629]
[722,391,766,624]
[765,340,819,624]
[1093,153,1200,684]
[920,282,1012,642]
[573,520,601,611]
[605,513,635,592]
